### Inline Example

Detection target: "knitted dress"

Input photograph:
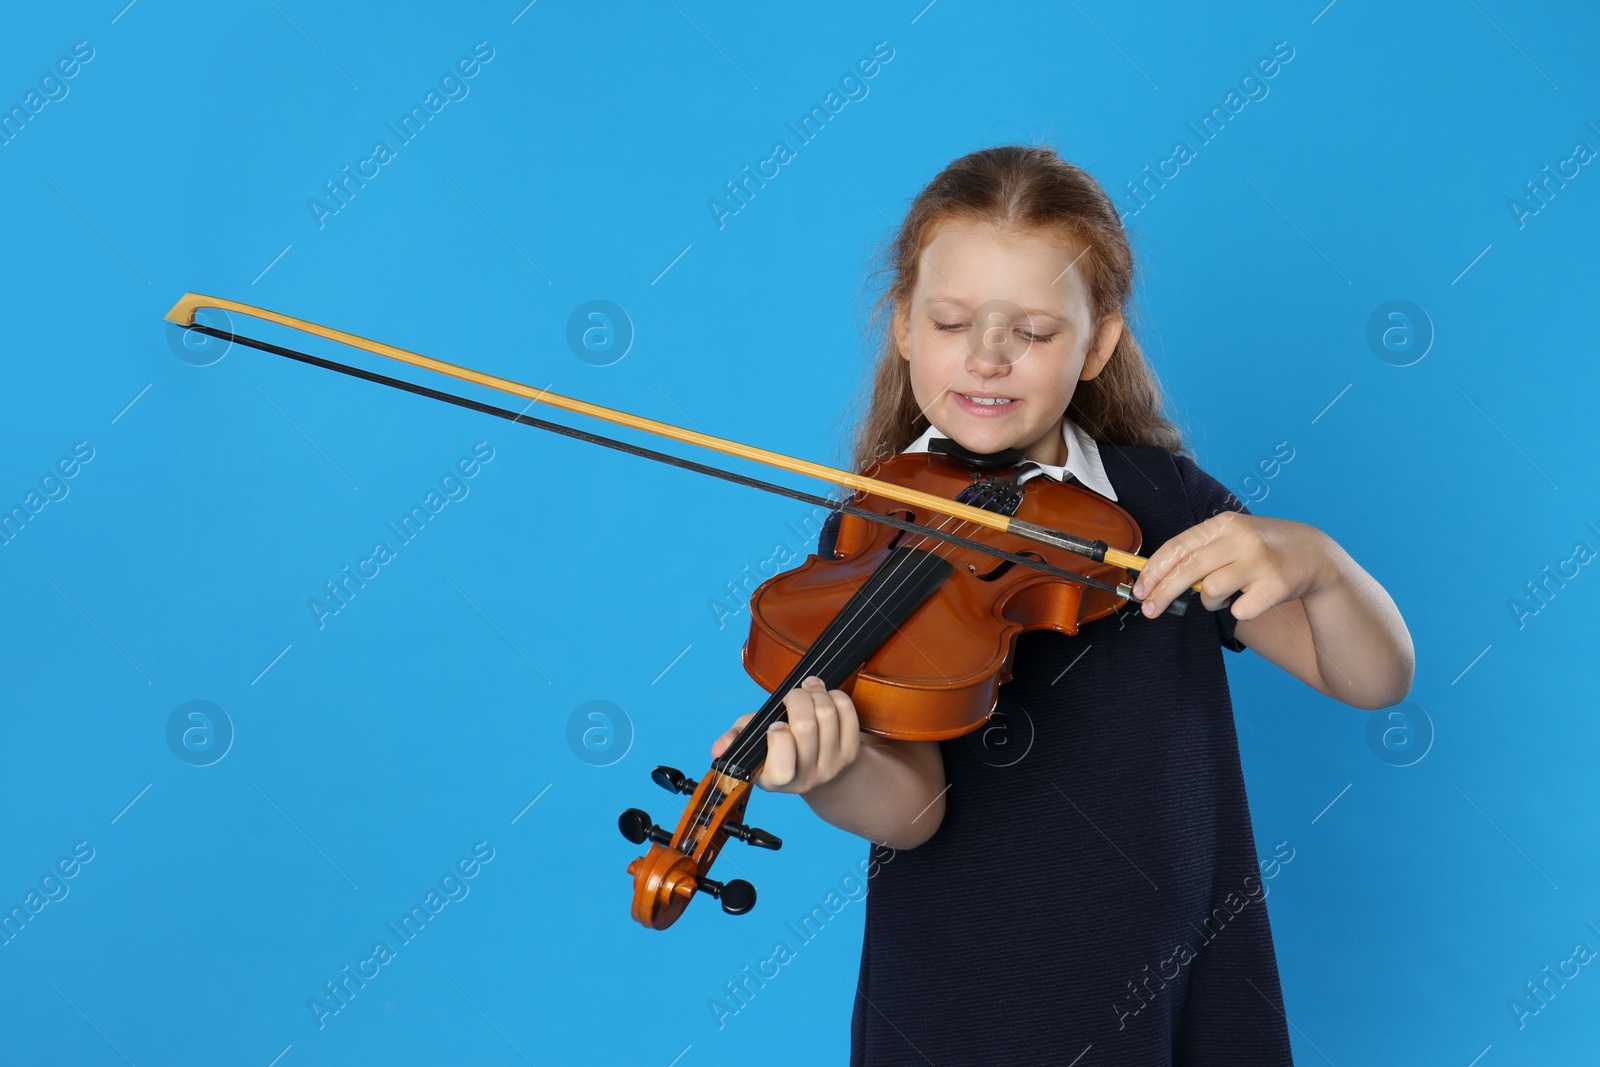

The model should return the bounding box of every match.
[823,442,1295,1066]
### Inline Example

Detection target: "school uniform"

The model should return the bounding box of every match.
[820,419,1295,1066]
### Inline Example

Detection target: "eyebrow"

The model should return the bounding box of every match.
[923,297,1068,323]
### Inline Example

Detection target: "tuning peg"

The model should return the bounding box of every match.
[617,808,672,846]
[651,765,698,795]
[696,875,757,915]
[724,821,782,850]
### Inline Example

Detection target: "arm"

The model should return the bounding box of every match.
[711,677,949,850]
[1132,512,1415,711]
[800,734,947,850]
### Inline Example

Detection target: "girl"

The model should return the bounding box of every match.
[711,145,1412,1065]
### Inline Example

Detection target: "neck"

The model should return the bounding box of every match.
[1022,420,1068,467]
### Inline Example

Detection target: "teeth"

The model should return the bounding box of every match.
[964,395,1013,406]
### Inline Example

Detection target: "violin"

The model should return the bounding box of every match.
[160,293,1206,933]
[618,444,1164,929]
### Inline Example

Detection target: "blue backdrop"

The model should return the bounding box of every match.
[2,2,1596,1064]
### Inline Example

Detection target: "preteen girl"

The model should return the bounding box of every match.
[712,144,1412,1065]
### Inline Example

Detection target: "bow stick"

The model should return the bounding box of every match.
[162,293,1202,604]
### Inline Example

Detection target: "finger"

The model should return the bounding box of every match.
[812,683,841,774]
[827,688,860,766]
[1134,514,1239,600]
[1195,561,1249,614]
[1138,532,1238,618]
[712,713,756,757]
[710,712,756,758]
[760,721,796,790]
[1221,568,1290,623]
[782,680,824,783]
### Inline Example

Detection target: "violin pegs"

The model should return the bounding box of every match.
[696,875,757,915]
[724,821,782,850]
[651,765,698,795]
[618,808,672,846]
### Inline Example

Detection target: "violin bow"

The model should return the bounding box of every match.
[162,293,1199,605]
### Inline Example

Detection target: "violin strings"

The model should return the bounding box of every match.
[697,505,983,846]
[709,499,992,819]
[697,491,1036,857]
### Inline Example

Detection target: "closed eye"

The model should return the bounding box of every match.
[932,321,1056,343]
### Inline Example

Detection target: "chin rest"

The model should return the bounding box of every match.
[928,436,1027,470]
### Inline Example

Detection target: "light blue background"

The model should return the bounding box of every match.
[1,1,1596,1064]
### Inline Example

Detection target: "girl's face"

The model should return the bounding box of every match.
[893,218,1122,466]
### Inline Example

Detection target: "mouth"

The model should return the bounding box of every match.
[952,392,1018,416]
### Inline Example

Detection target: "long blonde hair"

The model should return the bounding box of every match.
[850,144,1187,473]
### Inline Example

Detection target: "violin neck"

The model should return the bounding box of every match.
[713,546,954,780]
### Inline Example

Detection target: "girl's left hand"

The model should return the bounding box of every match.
[1129,512,1337,622]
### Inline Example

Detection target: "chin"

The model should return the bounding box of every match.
[944,427,1023,457]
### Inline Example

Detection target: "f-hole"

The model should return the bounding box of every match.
[968,550,1046,582]
[884,509,917,550]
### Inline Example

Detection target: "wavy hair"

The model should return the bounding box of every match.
[849,144,1187,473]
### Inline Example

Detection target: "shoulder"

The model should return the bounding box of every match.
[1095,443,1252,524]
[817,506,843,558]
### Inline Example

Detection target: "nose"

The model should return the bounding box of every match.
[966,308,1018,378]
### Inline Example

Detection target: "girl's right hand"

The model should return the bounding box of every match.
[709,676,863,795]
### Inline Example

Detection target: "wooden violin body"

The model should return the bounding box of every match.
[743,451,1141,741]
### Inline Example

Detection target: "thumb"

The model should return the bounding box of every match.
[710,714,756,758]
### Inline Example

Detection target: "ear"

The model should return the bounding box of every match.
[892,299,911,362]
[1080,308,1123,381]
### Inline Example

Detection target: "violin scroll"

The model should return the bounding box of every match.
[618,764,783,930]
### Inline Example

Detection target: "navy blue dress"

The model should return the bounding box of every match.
[820,444,1295,1066]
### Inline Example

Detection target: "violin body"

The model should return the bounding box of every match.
[743,452,1141,741]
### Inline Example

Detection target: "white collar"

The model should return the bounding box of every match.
[900,417,1119,501]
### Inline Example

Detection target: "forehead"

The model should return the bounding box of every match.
[915,217,1089,309]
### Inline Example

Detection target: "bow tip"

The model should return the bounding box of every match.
[163,292,208,326]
